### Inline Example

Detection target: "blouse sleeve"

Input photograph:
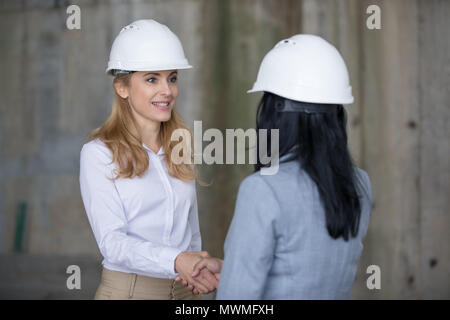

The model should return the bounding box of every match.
[79,142,182,277]
[216,174,281,299]
[188,187,202,252]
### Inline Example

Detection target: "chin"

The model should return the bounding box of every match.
[158,113,172,122]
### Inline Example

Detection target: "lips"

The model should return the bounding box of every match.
[152,101,171,110]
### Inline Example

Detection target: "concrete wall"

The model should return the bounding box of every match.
[0,0,448,299]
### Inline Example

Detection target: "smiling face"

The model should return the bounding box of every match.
[114,70,179,129]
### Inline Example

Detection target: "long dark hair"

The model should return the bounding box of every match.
[255,92,361,241]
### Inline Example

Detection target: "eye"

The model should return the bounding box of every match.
[169,76,178,83]
[146,77,157,83]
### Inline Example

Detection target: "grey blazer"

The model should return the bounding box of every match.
[216,159,372,300]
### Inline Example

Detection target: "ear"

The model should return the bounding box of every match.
[114,80,129,99]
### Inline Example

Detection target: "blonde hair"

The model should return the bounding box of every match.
[89,73,200,182]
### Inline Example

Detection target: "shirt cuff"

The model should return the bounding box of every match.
[160,246,183,278]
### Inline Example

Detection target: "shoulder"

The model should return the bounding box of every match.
[80,139,116,170]
[243,161,306,193]
[237,170,283,207]
[232,172,281,228]
[238,171,269,194]
[354,167,369,180]
[81,139,111,159]
[354,167,371,188]
[354,167,372,201]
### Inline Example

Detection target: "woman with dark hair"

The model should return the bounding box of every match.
[193,35,372,299]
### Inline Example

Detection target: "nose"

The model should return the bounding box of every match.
[159,79,172,97]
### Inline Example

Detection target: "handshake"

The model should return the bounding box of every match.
[174,251,223,295]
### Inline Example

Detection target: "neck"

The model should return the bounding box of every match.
[139,121,162,153]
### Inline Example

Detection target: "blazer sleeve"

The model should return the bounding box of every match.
[216,174,280,299]
[79,142,182,277]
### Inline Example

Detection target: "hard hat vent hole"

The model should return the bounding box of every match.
[122,25,139,31]
[282,39,296,45]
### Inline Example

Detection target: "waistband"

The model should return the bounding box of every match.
[100,267,175,292]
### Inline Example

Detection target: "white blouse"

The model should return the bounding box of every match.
[79,138,201,279]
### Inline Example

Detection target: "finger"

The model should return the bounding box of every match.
[199,269,218,290]
[191,283,206,294]
[215,273,220,281]
[207,259,223,274]
[192,259,210,277]
[188,277,209,294]
[198,287,208,294]
[192,258,223,277]
[199,251,211,258]
[195,283,209,294]
[183,282,194,291]
[193,276,213,292]
[174,276,181,281]
[203,269,219,287]
[193,269,217,292]
[191,269,200,278]
[182,279,188,286]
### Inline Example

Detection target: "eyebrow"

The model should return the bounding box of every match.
[143,71,178,77]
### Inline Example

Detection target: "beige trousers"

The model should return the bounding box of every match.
[94,268,202,300]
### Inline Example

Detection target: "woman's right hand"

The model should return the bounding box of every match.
[174,251,218,294]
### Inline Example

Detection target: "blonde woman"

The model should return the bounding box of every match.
[79,19,218,300]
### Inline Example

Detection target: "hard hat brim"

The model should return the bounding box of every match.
[247,86,354,105]
[106,64,193,76]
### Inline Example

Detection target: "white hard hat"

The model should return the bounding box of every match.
[248,34,354,104]
[106,19,192,75]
